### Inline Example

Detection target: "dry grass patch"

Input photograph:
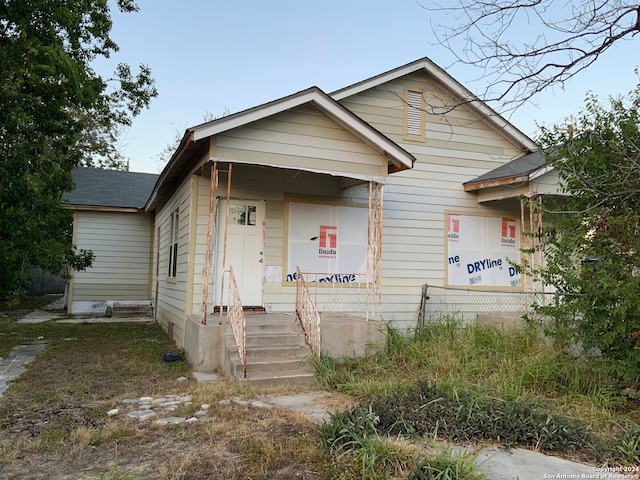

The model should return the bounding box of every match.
[0,318,347,479]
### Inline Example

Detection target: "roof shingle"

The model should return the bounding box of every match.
[64,167,159,210]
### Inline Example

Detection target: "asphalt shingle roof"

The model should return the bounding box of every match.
[64,167,159,210]
[464,151,547,186]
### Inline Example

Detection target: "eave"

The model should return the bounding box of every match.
[463,175,530,192]
[145,87,416,212]
[62,204,144,213]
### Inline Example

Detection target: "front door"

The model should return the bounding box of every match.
[215,200,265,307]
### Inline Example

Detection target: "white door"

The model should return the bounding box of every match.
[214,200,265,307]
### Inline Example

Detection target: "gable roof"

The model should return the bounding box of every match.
[332,57,537,153]
[462,151,549,191]
[192,86,416,170]
[146,86,417,210]
[64,167,159,212]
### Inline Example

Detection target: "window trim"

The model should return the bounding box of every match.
[168,209,179,279]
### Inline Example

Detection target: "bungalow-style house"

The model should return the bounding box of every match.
[64,58,561,383]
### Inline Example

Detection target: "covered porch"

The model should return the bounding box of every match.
[186,160,389,384]
[145,87,415,382]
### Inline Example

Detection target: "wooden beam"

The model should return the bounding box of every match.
[62,204,143,213]
[463,175,529,192]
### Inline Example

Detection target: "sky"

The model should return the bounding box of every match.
[97,0,640,173]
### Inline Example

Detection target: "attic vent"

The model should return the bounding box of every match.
[404,89,425,141]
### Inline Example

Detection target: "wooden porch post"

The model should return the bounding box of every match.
[219,163,233,325]
[201,161,218,325]
[366,181,383,321]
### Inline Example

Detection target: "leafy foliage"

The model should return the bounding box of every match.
[0,0,157,298]
[530,80,640,385]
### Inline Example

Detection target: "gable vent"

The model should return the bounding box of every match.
[406,90,423,135]
[404,89,425,141]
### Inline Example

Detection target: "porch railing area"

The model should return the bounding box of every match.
[294,267,321,356]
[295,271,377,320]
[225,265,247,377]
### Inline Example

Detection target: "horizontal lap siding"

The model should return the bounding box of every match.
[72,212,152,300]
[214,105,385,178]
[262,200,296,313]
[339,73,527,328]
[155,177,192,347]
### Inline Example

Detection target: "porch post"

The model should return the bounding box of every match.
[201,161,218,325]
[366,181,383,321]
[218,163,233,325]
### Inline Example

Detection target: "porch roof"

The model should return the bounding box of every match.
[145,87,416,211]
[462,151,549,191]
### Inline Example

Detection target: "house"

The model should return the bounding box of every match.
[64,167,159,316]
[64,57,559,382]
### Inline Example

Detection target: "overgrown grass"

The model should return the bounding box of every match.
[315,318,640,469]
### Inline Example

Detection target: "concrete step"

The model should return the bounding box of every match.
[110,305,153,318]
[232,332,306,347]
[230,356,313,377]
[238,371,315,387]
[222,319,316,386]
[244,323,300,333]
[244,345,310,359]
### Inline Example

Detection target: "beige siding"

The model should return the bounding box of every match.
[72,212,152,301]
[531,170,562,195]
[214,105,386,178]
[339,72,530,328]
[154,176,193,347]
[156,71,535,334]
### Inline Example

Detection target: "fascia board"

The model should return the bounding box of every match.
[209,156,388,185]
[528,164,554,181]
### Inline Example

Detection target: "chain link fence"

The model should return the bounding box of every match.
[417,284,571,329]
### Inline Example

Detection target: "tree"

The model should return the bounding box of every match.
[530,81,640,386]
[426,0,640,110]
[154,109,229,171]
[0,0,157,299]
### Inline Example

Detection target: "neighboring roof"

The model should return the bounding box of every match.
[146,86,417,211]
[64,167,160,211]
[332,57,537,153]
[463,151,549,191]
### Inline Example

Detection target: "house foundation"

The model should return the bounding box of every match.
[182,313,387,381]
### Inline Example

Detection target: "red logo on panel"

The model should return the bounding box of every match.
[447,215,460,242]
[319,225,337,248]
[319,225,337,257]
[501,218,516,247]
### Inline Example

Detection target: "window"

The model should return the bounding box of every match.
[403,88,425,141]
[228,204,257,226]
[155,226,160,277]
[168,209,179,278]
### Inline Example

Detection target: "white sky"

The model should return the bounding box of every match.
[97,0,640,173]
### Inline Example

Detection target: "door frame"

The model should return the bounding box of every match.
[213,197,265,307]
